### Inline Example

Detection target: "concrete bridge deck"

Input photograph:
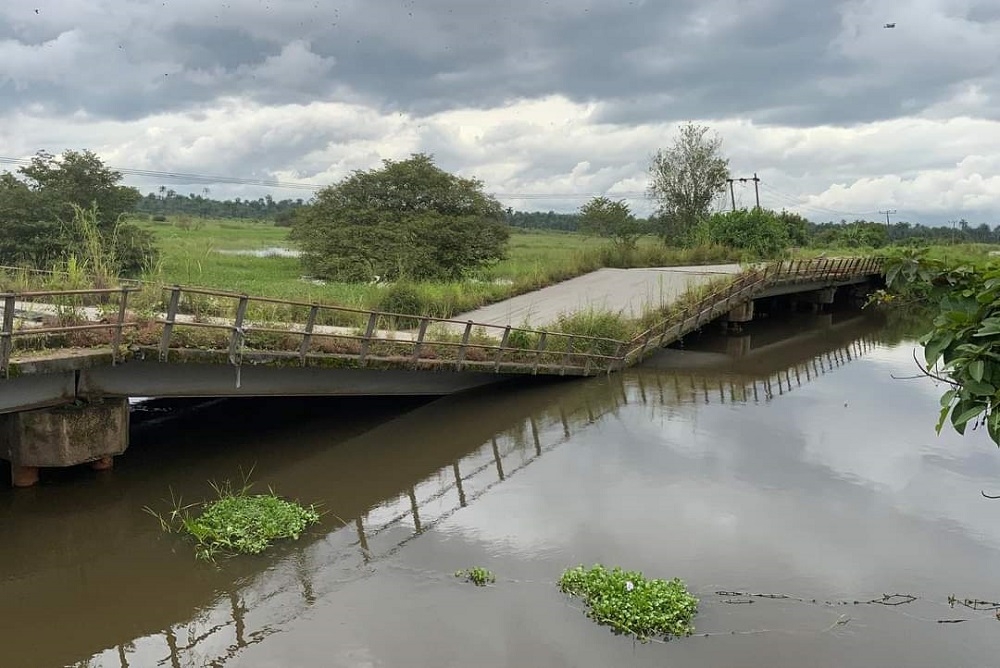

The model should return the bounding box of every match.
[452,264,744,328]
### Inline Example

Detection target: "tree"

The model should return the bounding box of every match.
[0,150,155,276]
[648,123,730,244]
[290,154,509,281]
[578,197,644,250]
[18,150,141,228]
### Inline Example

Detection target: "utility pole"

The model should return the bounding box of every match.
[726,174,762,211]
[879,209,896,228]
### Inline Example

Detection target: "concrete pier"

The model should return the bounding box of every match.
[1,398,129,487]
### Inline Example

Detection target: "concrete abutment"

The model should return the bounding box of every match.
[1,398,129,488]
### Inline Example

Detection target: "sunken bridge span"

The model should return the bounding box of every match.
[0,256,883,486]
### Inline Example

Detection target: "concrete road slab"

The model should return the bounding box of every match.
[453,264,743,329]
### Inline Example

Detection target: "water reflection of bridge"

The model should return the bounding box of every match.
[641,334,879,406]
[76,327,882,668]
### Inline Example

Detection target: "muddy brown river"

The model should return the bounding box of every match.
[3,310,1000,667]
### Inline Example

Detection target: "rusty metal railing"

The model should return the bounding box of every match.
[618,256,885,368]
[0,256,885,379]
[153,285,625,376]
[0,287,140,379]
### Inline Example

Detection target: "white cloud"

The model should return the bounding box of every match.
[3,92,1000,223]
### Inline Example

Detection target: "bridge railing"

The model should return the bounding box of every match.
[618,256,884,367]
[1,257,885,378]
[154,285,625,376]
[0,287,139,379]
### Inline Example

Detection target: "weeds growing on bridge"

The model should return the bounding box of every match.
[146,474,320,561]
[558,565,698,642]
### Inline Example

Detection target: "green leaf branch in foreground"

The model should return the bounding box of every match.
[558,565,698,641]
[880,249,1000,444]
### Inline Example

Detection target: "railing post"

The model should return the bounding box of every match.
[494,325,511,373]
[456,321,473,371]
[410,318,430,365]
[159,286,182,362]
[582,337,597,375]
[299,304,319,365]
[531,332,548,375]
[111,286,130,364]
[611,340,628,373]
[358,312,378,364]
[0,293,15,379]
[559,335,576,376]
[637,330,653,362]
[228,296,250,365]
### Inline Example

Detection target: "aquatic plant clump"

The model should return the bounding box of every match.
[455,567,496,586]
[149,479,320,561]
[558,565,698,641]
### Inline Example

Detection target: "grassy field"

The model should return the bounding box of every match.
[131,217,743,318]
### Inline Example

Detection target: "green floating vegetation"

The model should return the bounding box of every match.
[558,565,698,641]
[148,478,320,561]
[455,567,496,586]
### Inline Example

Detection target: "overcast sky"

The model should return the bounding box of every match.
[2,0,999,223]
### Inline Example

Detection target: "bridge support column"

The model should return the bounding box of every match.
[723,299,755,329]
[797,287,837,313]
[1,398,129,488]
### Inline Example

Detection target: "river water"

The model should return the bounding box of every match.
[3,309,1000,667]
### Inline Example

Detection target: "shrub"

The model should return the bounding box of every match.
[697,208,790,258]
[375,282,425,327]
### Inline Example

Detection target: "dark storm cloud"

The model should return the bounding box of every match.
[0,0,997,125]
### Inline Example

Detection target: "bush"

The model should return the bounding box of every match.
[375,282,425,327]
[290,154,509,282]
[559,565,698,641]
[698,208,790,258]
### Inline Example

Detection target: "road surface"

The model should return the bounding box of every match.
[453,264,743,329]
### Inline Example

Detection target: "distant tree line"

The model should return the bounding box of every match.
[134,189,306,223]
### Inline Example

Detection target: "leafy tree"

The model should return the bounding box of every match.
[290,154,509,281]
[698,208,790,258]
[648,123,730,243]
[578,197,645,250]
[18,150,141,227]
[0,150,154,276]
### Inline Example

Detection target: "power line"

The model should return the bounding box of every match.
[0,156,323,191]
[758,184,877,219]
[0,155,654,200]
[726,174,760,211]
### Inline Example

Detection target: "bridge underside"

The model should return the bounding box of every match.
[1,355,510,416]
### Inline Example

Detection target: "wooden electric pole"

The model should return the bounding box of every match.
[879,209,896,228]
[726,174,762,211]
